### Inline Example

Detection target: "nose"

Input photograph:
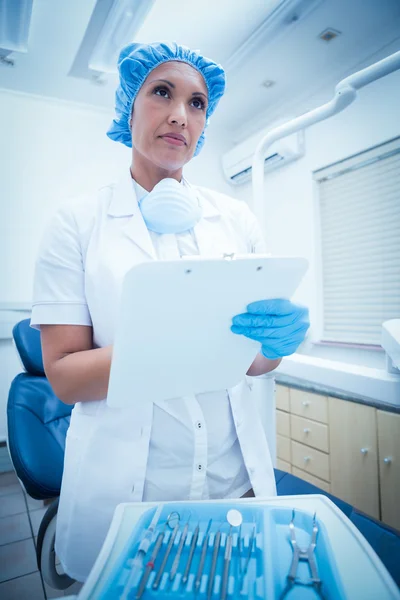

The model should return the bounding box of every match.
[168,101,187,128]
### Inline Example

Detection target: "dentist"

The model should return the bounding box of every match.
[30,42,309,582]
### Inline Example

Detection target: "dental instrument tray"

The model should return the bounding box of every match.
[93,502,354,600]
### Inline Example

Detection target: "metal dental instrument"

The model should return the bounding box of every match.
[280,510,326,600]
[243,523,256,577]
[207,529,221,600]
[220,526,233,600]
[136,523,167,600]
[238,524,243,579]
[120,504,164,600]
[238,522,256,596]
[195,519,212,591]
[224,509,243,599]
[182,523,200,585]
[170,518,190,581]
[226,509,243,528]
[152,517,181,590]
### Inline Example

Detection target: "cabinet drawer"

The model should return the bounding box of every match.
[290,389,328,424]
[291,440,330,482]
[292,467,330,493]
[277,434,291,462]
[290,414,329,453]
[276,384,290,412]
[277,410,290,437]
[276,459,291,473]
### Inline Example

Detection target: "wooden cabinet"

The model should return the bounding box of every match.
[291,440,330,482]
[290,389,328,423]
[276,384,290,412]
[277,434,291,463]
[377,410,400,530]
[290,414,329,453]
[329,398,379,519]
[276,384,331,489]
[275,383,400,529]
[276,410,290,437]
[291,467,330,493]
[276,459,291,473]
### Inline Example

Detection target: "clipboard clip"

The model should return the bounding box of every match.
[222,252,236,261]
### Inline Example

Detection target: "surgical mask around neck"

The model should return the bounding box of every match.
[138,178,202,234]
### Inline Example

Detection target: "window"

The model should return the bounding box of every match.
[314,137,400,346]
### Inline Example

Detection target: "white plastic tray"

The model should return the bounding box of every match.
[78,495,399,600]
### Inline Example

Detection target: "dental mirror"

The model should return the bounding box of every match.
[166,511,180,529]
[227,509,243,527]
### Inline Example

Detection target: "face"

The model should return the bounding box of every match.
[130,61,208,171]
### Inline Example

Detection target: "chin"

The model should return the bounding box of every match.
[153,150,191,171]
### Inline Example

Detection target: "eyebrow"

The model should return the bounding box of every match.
[149,78,208,99]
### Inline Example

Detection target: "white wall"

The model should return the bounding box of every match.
[230,68,400,367]
[0,89,231,441]
[0,89,231,305]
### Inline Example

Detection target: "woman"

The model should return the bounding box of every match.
[30,42,309,582]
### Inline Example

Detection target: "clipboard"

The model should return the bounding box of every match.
[107,255,308,407]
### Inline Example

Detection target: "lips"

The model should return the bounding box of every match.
[160,133,187,146]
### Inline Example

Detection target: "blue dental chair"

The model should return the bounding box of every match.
[6,318,400,591]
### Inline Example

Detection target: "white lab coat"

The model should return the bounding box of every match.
[31,169,277,582]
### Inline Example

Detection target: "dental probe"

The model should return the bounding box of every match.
[220,526,233,600]
[170,519,190,581]
[195,519,212,591]
[207,529,221,600]
[152,521,180,589]
[182,523,200,585]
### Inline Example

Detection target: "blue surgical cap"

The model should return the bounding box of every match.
[106,41,226,156]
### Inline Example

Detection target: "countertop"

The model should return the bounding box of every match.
[275,373,400,414]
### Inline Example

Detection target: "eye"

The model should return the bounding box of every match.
[153,86,170,98]
[191,97,206,110]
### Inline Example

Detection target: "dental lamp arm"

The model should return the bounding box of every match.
[251,50,400,225]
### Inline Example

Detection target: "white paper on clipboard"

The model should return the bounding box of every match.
[107,255,308,407]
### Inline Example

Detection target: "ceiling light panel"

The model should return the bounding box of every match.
[88,0,156,73]
[0,0,33,53]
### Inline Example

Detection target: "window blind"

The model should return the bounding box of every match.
[314,137,400,346]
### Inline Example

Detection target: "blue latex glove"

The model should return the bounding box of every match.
[231,299,310,360]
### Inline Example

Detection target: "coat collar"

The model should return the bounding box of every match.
[107,168,223,260]
[107,168,221,219]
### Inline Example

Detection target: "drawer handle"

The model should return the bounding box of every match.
[303,456,311,463]
[383,456,392,465]
[303,428,311,434]
[360,448,369,455]
[302,401,311,407]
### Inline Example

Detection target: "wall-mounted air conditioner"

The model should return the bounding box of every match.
[222,129,305,185]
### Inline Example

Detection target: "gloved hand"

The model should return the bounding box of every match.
[231,299,310,360]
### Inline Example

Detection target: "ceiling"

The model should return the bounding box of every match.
[1,0,400,145]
